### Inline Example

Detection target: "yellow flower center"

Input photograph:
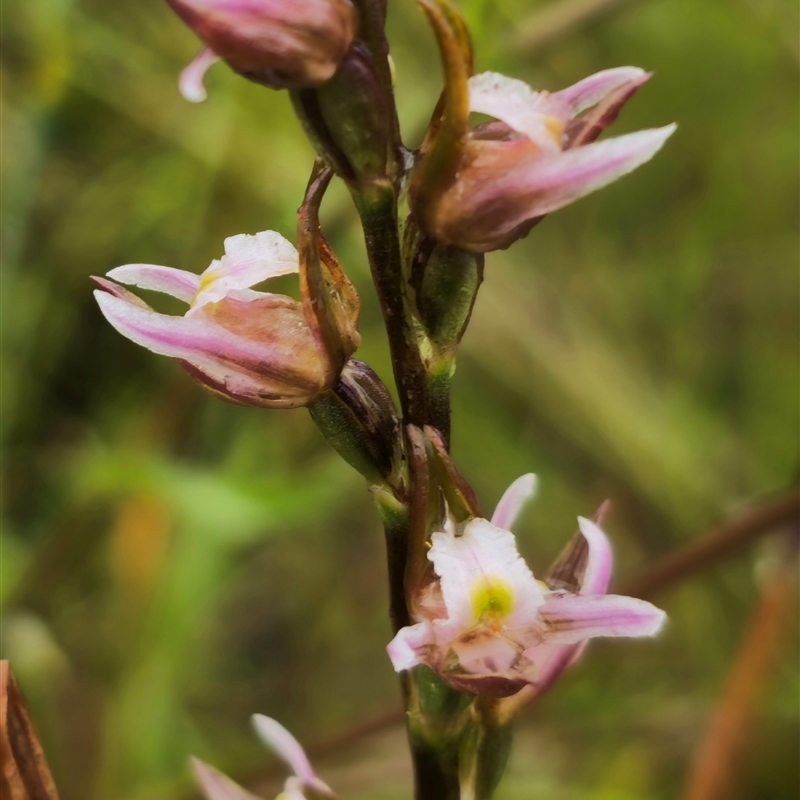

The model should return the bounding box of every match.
[191,268,222,307]
[471,577,515,622]
[543,115,566,146]
[199,272,215,290]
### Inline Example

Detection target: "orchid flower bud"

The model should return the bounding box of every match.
[291,41,396,186]
[411,0,675,253]
[387,473,666,698]
[166,0,358,102]
[309,359,402,485]
[93,224,359,409]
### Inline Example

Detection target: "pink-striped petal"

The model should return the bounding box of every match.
[106,264,200,303]
[94,291,324,405]
[505,124,676,222]
[191,758,260,800]
[538,593,666,645]
[468,72,565,153]
[92,276,151,307]
[96,290,276,372]
[553,67,650,116]
[252,716,317,786]
[577,517,613,595]
[179,46,220,103]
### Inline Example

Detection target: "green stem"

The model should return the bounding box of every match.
[404,668,467,800]
[410,738,461,800]
[374,487,413,632]
[354,183,449,432]
[355,185,461,799]
[350,0,403,171]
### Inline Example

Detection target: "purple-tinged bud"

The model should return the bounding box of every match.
[309,360,402,484]
[166,0,358,98]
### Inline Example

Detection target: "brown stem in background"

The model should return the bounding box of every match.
[618,488,799,600]
[0,661,60,800]
[682,554,796,800]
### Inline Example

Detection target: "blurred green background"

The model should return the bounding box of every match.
[2,0,798,798]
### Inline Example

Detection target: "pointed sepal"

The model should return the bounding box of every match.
[298,161,361,377]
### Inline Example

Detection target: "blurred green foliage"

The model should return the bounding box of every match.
[1,0,798,798]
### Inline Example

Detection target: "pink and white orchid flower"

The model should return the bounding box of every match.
[192,715,335,800]
[387,474,666,697]
[414,62,675,252]
[166,0,358,101]
[94,230,354,409]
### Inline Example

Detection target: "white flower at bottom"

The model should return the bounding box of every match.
[192,715,334,800]
[387,475,666,697]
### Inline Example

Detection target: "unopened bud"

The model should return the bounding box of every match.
[309,360,401,484]
[166,0,358,96]
[292,42,395,185]
[412,242,483,355]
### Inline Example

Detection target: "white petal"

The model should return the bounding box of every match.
[278,777,308,800]
[469,72,566,153]
[491,473,537,532]
[106,264,200,303]
[577,517,613,595]
[194,231,299,309]
[429,518,544,632]
[386,621,433,672]
[252,716,317,784]
[179,47,220,103]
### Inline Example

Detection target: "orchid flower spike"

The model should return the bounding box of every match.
[191,715,335,800]
[412,2,675,252]
[166,0,358,101]
[387,473,666,698]
[93,230,359,409]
